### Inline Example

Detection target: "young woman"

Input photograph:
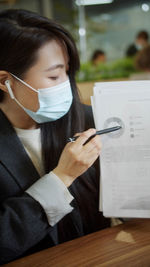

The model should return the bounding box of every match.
[0,9,110,264]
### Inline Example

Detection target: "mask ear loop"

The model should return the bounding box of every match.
[6,74,39,113]
[4,79,25,110]
[10,73,37,92]
[5,80,15,99]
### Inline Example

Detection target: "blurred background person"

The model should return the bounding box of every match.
[91,50,106,66]
[130,45,150,80]
[126,30,149,57]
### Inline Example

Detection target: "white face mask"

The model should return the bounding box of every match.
[7,73,73,123]
[135,43,143,50]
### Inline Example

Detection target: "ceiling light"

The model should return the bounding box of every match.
[141,3,149,12]
[79,28,86,36]
[76,0,114,6]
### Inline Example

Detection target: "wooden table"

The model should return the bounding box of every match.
[3,219,150,267]
[77,79,129,106]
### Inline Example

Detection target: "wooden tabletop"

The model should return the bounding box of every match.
[3,219,150,267]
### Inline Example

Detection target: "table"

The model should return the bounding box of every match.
[3,219,150,267]
[77,79,129,106]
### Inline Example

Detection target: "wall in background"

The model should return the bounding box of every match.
[0,0,150,62]
[86,4,150,61]
[0,0,41,13]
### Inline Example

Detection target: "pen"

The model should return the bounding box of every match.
[67,126,122,143]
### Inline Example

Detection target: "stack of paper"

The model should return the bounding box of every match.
[91,80,150,218]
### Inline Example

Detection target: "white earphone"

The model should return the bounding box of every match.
[5,80,15,99]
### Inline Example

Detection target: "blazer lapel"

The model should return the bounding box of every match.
[0,109,40,190]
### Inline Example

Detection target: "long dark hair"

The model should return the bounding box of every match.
[0,9,84,173]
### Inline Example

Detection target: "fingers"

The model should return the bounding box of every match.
[73,128,96,147]
[64,128,101,174]
[56,129,101,182]
[67,129,101,156]
[84,135,101,153]
[72,134,101,168]
[86,152,100,168]
[82,136,101,166]
[78,147,100,170]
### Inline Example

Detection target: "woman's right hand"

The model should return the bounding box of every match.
[53,128,101,187]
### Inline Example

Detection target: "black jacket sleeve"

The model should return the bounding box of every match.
[0,192,50,264]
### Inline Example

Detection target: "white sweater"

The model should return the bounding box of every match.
[15,127,74,226]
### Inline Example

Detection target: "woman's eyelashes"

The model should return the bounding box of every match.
[48,69,68,81]
[49,76,59,80]
[48,73,68,81]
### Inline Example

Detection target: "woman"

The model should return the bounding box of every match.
[0,9,110,264]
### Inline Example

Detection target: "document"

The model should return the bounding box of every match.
[91,80,150,218]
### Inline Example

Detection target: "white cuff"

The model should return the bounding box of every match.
[26,171,74,226]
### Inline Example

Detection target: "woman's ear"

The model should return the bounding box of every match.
[0,71,13,93]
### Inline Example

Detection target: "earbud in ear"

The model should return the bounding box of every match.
[5,80,15,99]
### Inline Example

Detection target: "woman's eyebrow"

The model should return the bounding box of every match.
[44,64,64,71]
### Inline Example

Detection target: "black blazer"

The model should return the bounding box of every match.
[0,106,110,265]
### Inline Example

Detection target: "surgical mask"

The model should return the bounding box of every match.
[7,73,73,123]
[135,43,143,50]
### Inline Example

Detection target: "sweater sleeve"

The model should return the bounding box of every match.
[26,171,74,226]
